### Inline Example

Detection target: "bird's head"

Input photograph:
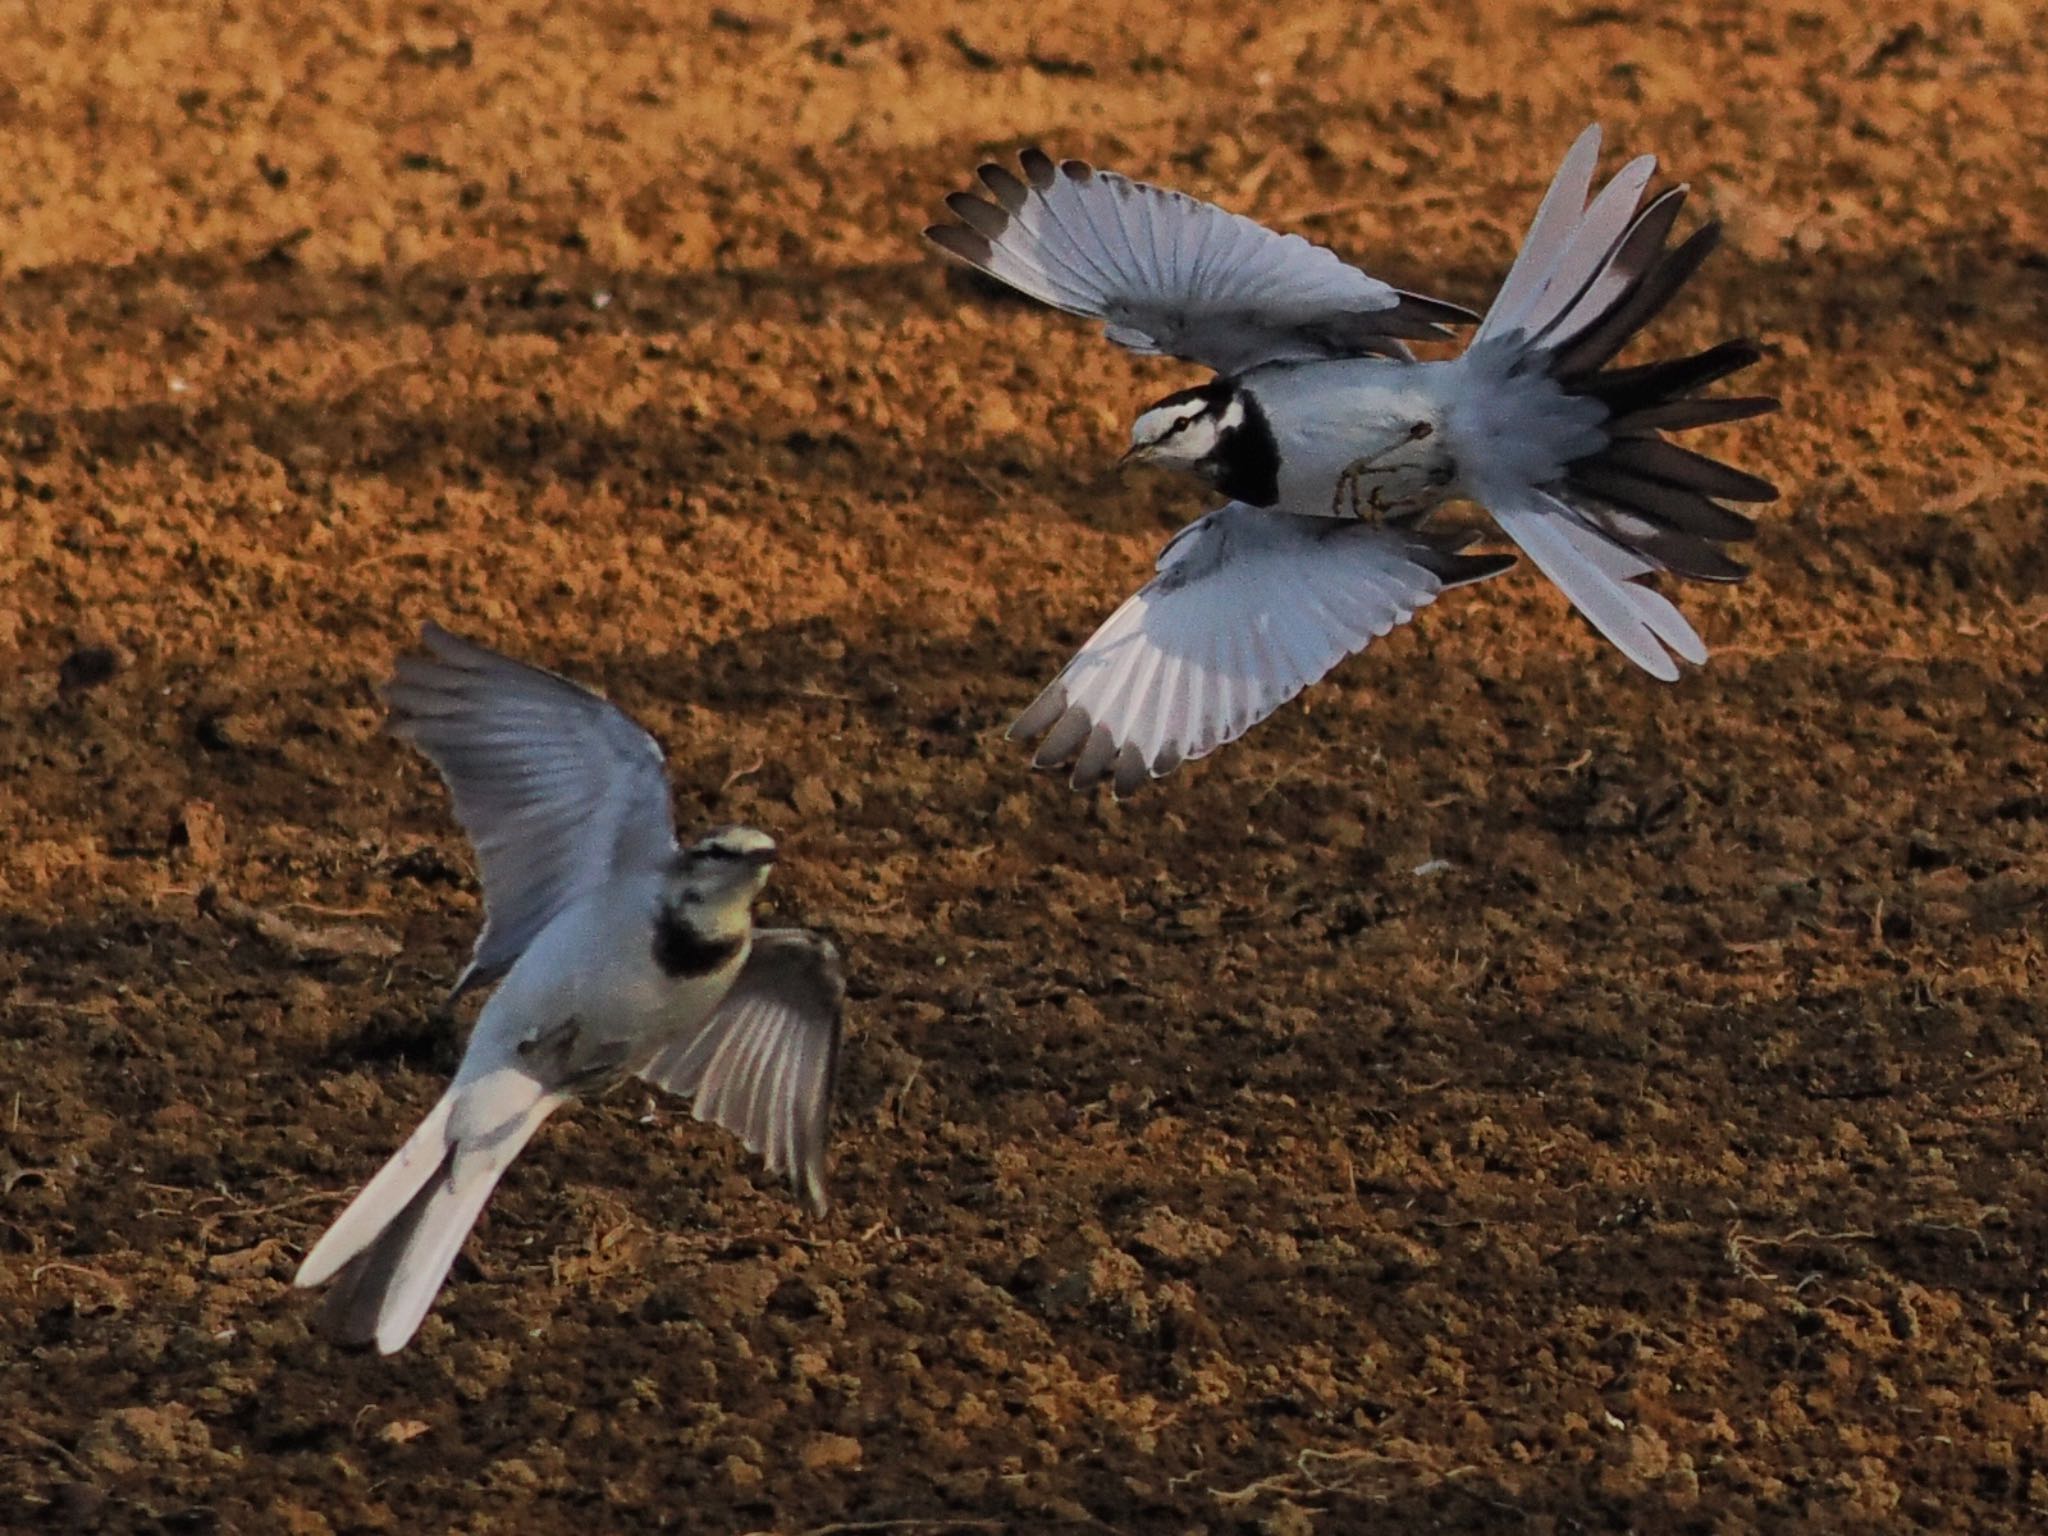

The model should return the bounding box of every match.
[1122,380,1245,476]
[1122,380,1280,505]
[666,825,778,924]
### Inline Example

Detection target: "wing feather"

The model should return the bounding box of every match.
[928,150,1472,374]
[637,931,844,1215]
[385,623,678,998]
[1009,506,1514,793]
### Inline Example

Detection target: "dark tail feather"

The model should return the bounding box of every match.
[1598,437,1777,504]
[1551,223,1722,380]
[1580,340,1768,414]
[1607,393,1778,435]
[1569,463,1759,542]
[1413,527,1518,589]
[1529,199,1776,579]
[1575,512,1752,583]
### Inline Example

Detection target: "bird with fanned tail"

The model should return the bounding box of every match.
[928,125,1778,796]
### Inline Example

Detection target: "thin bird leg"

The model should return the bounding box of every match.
[1332,458,1416,523]
[1331,423,1439,523]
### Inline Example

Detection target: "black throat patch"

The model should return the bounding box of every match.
[652,908,744,978]
[1208,389,1280,506]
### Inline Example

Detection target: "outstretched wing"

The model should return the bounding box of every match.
[385,622,678,999]
[1009,505,1514,795]
[638,930,845,1217]
[928,149,1472,375]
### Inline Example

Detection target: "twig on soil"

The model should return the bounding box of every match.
[283,900,395,920]
[1907,1218,1995,1257]
[6,1423,96,1482]
[28,1261,129,1301]
[960,463,1015,508]
[1960,1057,2025,1086]
[203,889,401,959]
[1725,1224,1878,1289]
[1214,1448,1404,1505]
[241,1190,355,1219]
[140,1184,346,1221]
[1212,1448,1521,1515]
[763,1521,1006,1535]
[1211,1467,1317,1505]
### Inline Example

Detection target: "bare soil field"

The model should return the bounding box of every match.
[3,1,2045,1530]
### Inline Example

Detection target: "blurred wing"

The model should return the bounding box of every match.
[928,149,1472,374]
[386,622,679,998]
[1010,505,1514,795]
[1483,488,1707,681]
[637,930,845,1216]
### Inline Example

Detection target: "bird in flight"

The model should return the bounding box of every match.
[295,623,844,1353]
[928,125,1777,795]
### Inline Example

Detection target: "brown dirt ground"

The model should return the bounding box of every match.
[2,1,2046,1531]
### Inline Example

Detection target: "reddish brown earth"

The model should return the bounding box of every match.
[3,2,2046,1531]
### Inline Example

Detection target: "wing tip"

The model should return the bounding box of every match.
[1009,683,1071,743]
[925,221,994,266]
[977,161,1029,211]
[943,188,1009,239]
[798,1162,831,1219]
[1411,532,1517,590]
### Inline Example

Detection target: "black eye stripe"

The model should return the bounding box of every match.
[691,841,774,864]
[1157,407,1219,442]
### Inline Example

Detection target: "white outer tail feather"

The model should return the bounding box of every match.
[1477,124,1604,342]
[295,1091,458,1289]
[296,1071,560,1354]
[1489,494,1704,681]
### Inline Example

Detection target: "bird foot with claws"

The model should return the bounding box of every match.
[1332,460,1393,523]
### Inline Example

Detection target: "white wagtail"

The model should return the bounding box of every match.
[928,125,1777,794]
[295,623,844,1353]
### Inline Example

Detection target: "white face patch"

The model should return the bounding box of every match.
[673,825,778,915]
[1127,391,1239,469]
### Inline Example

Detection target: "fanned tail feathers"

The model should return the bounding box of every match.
[1464,125,1778,673]
[1482,127,1776,575]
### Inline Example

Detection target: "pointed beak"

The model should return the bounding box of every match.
[743,846,779,870]
[1116,442,1151,469]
